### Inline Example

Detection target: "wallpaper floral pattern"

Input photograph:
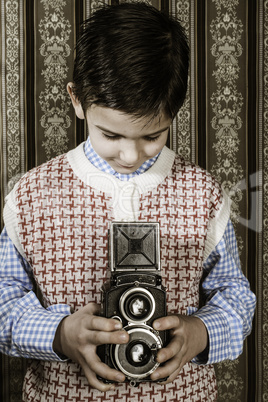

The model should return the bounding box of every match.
[172,0,193,161]
[262,1,268,399]
[206,2,249,398]
[209,4,244,221]
[38,0,72,160]
[1,0,25,202]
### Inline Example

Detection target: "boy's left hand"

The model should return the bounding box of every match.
[150,315,208,384]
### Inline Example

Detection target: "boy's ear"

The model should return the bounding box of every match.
[67,83,85,120]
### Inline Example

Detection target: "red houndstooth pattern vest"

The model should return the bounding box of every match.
[6,144,231,401]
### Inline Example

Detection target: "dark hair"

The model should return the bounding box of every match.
[72,2,189,119]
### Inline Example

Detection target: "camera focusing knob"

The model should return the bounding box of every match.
[111,278,117,286]
[112,315,122,323]
[129,380,139,388]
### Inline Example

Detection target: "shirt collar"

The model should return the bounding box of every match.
[84,136,160,181]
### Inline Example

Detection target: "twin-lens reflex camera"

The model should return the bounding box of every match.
[97,222,167,387]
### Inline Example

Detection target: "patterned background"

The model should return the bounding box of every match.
[0,0,264,400]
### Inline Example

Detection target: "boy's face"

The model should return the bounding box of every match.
[85,105,171,174]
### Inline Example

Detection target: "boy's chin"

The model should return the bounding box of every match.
[110,161,140,174]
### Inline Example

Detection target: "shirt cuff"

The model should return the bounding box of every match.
[188,294,244,365]
[187,306,209,364]
[11,291,71,361]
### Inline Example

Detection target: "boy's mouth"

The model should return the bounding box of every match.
[116,161,136,170]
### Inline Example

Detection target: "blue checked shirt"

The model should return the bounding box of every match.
[0,138,256,363]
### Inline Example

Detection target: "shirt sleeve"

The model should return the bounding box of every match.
[0,227,71,360]
[189,219,256,364]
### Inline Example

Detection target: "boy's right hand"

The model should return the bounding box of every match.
[53,302,129,391]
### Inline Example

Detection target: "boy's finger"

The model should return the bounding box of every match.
[83,302,101,315]
[82,363,116,392]
[83,356,126,386]
[87,315,123,332]
[153,315,181,331]
[150,355,183,382]
[88,329,129,346]
[156,336,182,363]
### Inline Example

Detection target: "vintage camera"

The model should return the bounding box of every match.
[97,222,167,387]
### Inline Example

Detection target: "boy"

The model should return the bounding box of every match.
[0,3,256,401]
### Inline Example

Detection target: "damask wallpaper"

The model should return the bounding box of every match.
[0,0,263,400]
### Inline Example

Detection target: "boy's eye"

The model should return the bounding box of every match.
[101,132,162,141]
[144,135,161,142]
[102,133,120,140]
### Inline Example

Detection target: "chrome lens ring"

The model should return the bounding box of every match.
[113,325,162,379]
[119,287,155,323]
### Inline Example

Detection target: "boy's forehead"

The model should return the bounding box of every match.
[87,105,171,133]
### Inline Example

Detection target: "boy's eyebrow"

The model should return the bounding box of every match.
[96,125,170,136]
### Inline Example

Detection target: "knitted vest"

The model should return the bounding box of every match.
[4,144,230,401]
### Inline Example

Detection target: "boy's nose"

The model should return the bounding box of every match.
[119,142,140,165]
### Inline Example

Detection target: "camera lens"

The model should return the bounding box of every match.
[120,287,155,323]
[126,341,151,367]
[112,325,162,380]
[127,294,150,319]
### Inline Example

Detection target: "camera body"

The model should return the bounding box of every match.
[98,222,167,386]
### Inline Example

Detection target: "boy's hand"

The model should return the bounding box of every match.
[53,303,129,392]
[151,315,208,383]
